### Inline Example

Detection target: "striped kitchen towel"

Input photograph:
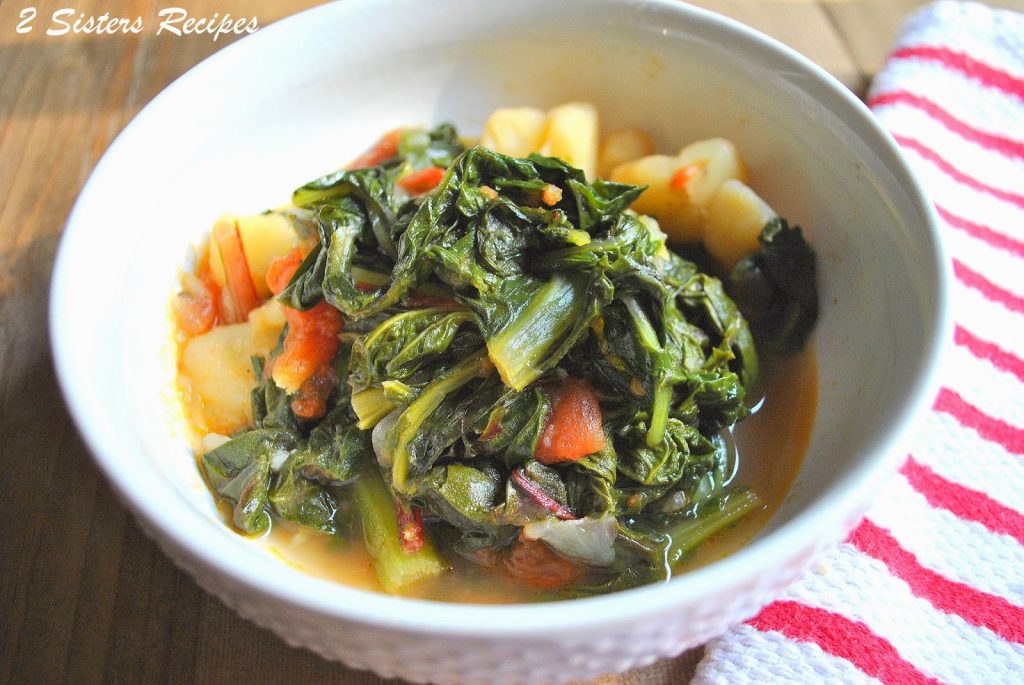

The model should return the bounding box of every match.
[693,2,1024,683]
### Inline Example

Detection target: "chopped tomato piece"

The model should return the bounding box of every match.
[354,280,380,293]
[534,377,605,464]
[506,536,585,590]
[172,292,216,337]
[173,270,218,336]
[196,261,226,325]
[265,247,304,295]
[266,250,344,394]
[290,361,335,421]
[348,130,401,170]
[540,183,563,206]
[398,166,446,195]
[212,220,261,321]
[394,499,426,554]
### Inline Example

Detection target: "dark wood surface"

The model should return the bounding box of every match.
[3,1,1021,683]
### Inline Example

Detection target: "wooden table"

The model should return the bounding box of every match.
[2,1,1020,683]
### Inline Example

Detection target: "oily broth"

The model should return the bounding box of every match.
[254,348,817,602]
[671,348,817,573]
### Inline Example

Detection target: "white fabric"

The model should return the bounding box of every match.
[694,2,1024,683]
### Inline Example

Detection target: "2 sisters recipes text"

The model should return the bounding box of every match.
[174,103,819,602]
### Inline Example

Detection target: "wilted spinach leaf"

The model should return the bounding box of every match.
[730,217,818,354]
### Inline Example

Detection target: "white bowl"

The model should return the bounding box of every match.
[51,1,949,683]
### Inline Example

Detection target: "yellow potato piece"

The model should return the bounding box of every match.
[537,102,598,180]
[180,299,284,433]
[181,323,258,433]
[608,137,752,244]
[209,213,299,299]
[478,107,547,158]
[703,179,776,271]
[675,138,748,207]
[598,129,655,179]
[609,154,704,242]
[248,298,286,352]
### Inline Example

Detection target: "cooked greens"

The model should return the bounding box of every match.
[198,123,818,597]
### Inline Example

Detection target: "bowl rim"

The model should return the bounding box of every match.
[50,0,951,636]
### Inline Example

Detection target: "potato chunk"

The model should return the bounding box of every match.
[180,299,285,433]
[209,213,298,298]
[609,154,704,242]
[675,138,748,206]
[537,102,599,180]
[598,129,655,178]
[703,179,776,270]
[609,137,750,244]
[478,107,547,158]
[181,323,258,433]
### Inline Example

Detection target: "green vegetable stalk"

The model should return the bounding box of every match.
[667,488,763,566]
[353,466,448,594]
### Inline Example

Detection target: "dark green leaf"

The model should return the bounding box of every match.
[730,217,818,354]
[201,429,298,534]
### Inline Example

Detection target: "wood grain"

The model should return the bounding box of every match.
[1,1,1018,683]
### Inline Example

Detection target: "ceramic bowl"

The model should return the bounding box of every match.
[51,0,948,683]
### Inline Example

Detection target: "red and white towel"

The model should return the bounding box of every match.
[693,2,1024,683]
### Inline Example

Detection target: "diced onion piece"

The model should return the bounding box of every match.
[201,433,231,453]
[478,107,547,158]
[537,102,599,180]
[703,179,777,270]
[269,446,291,473]
[609,154,703,242]
[598,128,655,178]
[522,514,618,567]
[675,138,748,206]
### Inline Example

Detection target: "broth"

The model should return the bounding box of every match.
[256,349,817,602]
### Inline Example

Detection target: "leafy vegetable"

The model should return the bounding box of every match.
[195,122,819,599]
[730,217,818,353]
[201,429,297,534]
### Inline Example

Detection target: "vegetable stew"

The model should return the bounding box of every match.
[175,103,819,601]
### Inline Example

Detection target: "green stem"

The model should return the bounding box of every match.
[646,383,672,448]
[390,349,488,490]
[667,488,762,567]
[620,294,661,352]
[486,275,588,390]
[621,295,672,448]
[351,387,397,430]
[353,467,447,594]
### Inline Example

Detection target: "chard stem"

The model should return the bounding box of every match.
[620,294,662,352]
[646,383,672,448]
[667,488,762,566]
[391,349,488,490]
[354,466,447,593]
